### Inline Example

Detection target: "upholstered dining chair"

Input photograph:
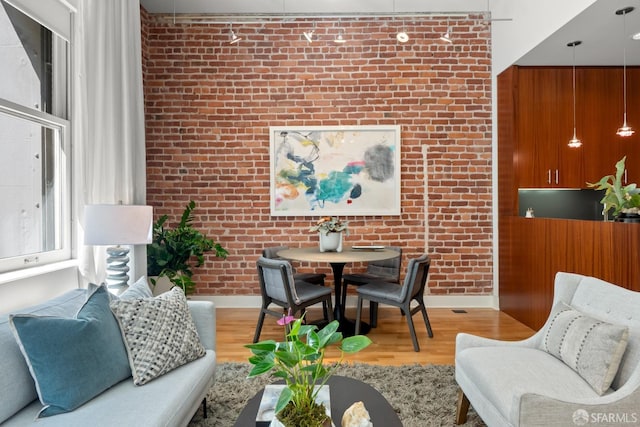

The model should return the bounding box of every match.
[253,256,334,343]
[354,254,433,352]
[263,245,329,319]
[342,246,402,327]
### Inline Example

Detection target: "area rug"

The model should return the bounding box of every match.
[188,362,484,427]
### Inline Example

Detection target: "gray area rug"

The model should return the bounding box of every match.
[188,362,484,427]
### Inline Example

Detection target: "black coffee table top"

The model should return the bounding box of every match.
[233,375,402,426]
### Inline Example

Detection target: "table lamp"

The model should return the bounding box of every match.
[84,204,153,293]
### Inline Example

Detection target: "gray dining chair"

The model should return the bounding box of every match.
[354,254,433,352]
[253,256,334,343]
[342,246,402,327]
[263,245,329,320]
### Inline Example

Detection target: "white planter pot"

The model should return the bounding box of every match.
[319,232,342,253]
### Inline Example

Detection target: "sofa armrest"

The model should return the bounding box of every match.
[518,387,640,426]
[455,332,540,354]
[187,300,216,351]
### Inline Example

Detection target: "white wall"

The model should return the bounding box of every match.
[491,0,597,75]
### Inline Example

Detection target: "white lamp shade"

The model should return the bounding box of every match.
[84,205,153,245]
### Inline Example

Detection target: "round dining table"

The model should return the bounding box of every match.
[277,246,399,336]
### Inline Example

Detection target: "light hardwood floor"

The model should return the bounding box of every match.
[216,306,535,366]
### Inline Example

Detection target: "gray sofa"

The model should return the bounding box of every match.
[0,288,216,427]
[455,272,640,426]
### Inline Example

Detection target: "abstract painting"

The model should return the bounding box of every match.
[270,125,401,216]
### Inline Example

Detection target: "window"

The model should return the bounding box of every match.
[0,0,70,272]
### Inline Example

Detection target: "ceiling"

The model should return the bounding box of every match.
[139,0,640,66]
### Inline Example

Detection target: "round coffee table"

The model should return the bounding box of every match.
[233,375,402,426]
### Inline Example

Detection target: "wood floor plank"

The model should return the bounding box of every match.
[216,307,535,366]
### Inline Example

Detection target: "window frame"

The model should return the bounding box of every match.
[0,98,71,272]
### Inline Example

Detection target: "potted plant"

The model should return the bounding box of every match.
[147,200,228,294]
[246,314,371,427]
[309,216,348,253]
[587,156,640,221]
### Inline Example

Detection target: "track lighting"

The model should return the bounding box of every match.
[334,30,346,44]
[228,23,242,44]
[567,40,582,148]
[303,30,315,42]
[396,20,409,43]
[616,7,634,137]
[439,26,452,44]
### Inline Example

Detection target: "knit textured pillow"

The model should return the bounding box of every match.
[110,287,205,385]
[540,302,629,395]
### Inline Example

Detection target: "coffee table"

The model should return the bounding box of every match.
[233,375,402,426]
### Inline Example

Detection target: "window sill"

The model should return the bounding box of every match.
[0,259,78,285]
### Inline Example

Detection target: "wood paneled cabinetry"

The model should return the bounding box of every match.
[511,66,640,189]
[498,65,640,330]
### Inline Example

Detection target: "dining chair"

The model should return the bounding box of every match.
[354,254,433,352]
[253,256,334,343]
[262,245,329,320]
[342,246,402,327]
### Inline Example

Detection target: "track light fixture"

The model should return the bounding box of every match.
[334,30,346,44]
[228,23,242,44]
[303,22,316,43]
[440,20,453,44]
[567,40,582,148]
[616,6,634,137]
[396,20,409,43]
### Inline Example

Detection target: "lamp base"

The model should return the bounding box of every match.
[106,246,130,293]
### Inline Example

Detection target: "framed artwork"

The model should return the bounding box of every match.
[270,125,401,216]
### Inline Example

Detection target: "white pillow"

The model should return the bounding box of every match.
[110,287,205,385]
[540,302,629,395]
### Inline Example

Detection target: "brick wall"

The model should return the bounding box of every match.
[141,12,493,297]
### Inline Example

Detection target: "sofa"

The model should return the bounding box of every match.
[455,272,640,426]
[0,284,217,427]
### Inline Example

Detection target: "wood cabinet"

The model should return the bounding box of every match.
[509,66,640,190]
[498,65,640,330]
[515,67,583,188]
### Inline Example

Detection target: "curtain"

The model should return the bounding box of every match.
[73,0,146,286]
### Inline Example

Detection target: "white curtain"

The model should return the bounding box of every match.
[73,0,146,286]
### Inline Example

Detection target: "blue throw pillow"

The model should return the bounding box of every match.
[9,286,131,417]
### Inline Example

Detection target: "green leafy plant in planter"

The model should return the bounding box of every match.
[147,201,228,294]
[246,314,371,427]
[587,156,640,220]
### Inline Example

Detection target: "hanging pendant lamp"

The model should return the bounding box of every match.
[616,7,635,137]
[567,41,582,148]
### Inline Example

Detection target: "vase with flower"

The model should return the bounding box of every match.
[309,216,348,252]
[245,313,371,427]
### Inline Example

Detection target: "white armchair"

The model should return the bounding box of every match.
[455,272,640,426]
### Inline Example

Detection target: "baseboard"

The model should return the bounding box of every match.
[191,294,499,310]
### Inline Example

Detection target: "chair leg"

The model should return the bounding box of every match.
[253,310,266,343]
[325,296,334,321]
[404,306,420,352]
[369,301,378,327]
[456,389,470,424]
[322,301,329,320]
[418,298,434,338]
[202,398,208,418]
[355,297,363,334]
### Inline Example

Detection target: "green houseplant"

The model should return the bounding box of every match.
[246,314,371,427]
[587,156,640,220]
[147,200,228,294]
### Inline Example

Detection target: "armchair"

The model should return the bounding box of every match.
[455,272,640,426]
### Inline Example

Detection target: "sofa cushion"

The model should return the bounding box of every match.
[118,276,153,300]
[0,289,87,424]
[8,286,131,417]
[110,287,205,385]
[540,302,629,395]
[456,346,600,425]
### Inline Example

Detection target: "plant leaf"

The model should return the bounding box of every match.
[275,386,293,414]
[340,335,373,353]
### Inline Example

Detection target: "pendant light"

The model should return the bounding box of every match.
[567,41,582,148]
[616,7,635,137]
